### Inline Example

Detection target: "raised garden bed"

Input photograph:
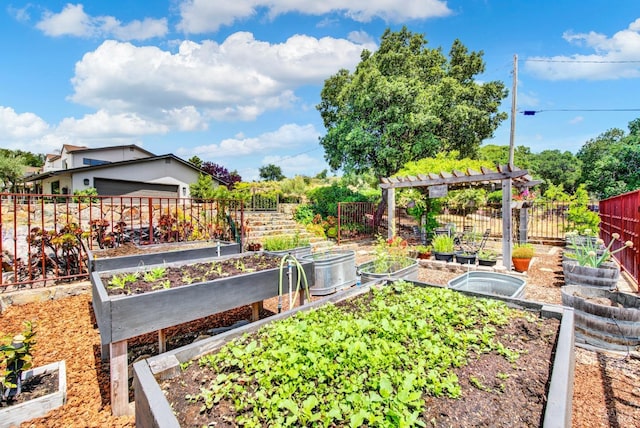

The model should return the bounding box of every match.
[86,240,240,272]
[134,280,574,427]
[0,360,66,428]
[91,253,313,416]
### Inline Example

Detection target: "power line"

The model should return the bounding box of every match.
[521,108,640,115]
[524,58,640,64]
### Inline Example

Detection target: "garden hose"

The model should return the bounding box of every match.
[278,254,310,313]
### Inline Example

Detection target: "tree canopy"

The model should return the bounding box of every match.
[577,119,640,199]
[317,27,508,179]
[259,164,285,181]
[0,152,27,192]
[200,161,242,189]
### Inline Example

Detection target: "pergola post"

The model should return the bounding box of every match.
[501,178,513,270]
[387,187,395,239]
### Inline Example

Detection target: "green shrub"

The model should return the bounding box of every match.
[293,205,314,224]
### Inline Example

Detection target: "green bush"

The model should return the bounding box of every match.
[307,183,369,218]
[293,205,314,224]
[263,233,310,251]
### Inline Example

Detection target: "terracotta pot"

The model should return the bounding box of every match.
[417,252,431,259]
[512,257,531,272]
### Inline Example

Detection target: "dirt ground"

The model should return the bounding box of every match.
[0,242,638,427]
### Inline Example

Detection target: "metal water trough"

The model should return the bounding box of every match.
[300,250,356,296]
[448,271,526,298]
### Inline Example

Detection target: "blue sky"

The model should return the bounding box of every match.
[2,1,639,180]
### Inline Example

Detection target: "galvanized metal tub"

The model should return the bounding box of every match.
[358,257,419,284]
[300,250,356,296]
[448,271,526,299]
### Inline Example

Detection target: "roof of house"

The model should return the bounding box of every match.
[25,153,228,185]
[45,144,155,162]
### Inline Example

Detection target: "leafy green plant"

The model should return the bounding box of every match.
[107,272,139,293]
[432,234,455,253]
[185,281,527,426]
[143,266,167,282]
[152,280,171,290]
[477,249,498,261]
[1,321,36,401]
[413,245,432,255]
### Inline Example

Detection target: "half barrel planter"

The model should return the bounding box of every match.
[133,280,575,428]
[561,285,640,352]
[300,249,356,296]
[90,253,313,416]
[358,257,419,284]
[0,361,67,428]
[562,260,620,290]
[86,240,241,272]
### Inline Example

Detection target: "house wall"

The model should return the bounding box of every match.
[71,158,211,197]
[66,146,151,169]
[41,175,73,195]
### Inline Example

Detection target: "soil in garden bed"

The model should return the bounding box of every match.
[161,289,560,427]
[0,371,58,408]
[102,253,285,296]
[89,241,215,258]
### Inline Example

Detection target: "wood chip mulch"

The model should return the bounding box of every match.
[0,242,638,427]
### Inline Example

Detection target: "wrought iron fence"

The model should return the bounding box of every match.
[337,200,573,244]
[0,193,243,289]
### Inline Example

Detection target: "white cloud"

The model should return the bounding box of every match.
[36,3,167,41]
[261,153,326,178]
[0,107,50,139]
[70,33,373,122]
[525,18,640,80]
[177,0,451,33]
[57,110,170,137]
[182,123,320,158]
[568,116,584,125]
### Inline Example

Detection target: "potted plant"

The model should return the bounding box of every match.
[477,249,498,267]
[455,250,477,265]
[413,245,432,259]
[562,233,633,289]
[432,235,455,262]
[512,243,534,272]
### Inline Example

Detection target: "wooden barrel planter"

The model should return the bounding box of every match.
[561,285,640,351]
[562,260,620,289]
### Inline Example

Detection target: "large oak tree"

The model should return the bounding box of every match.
[317,27,508,180]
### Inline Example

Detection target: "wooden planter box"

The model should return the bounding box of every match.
[0,361,67,428]
[86,240,241,272]
[90,254,313,416]
[133,281,575,428]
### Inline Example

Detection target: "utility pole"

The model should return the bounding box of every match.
[502,54,517,269]
[509,54,518,168]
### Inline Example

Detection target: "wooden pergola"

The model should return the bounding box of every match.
[380,165,541,270]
